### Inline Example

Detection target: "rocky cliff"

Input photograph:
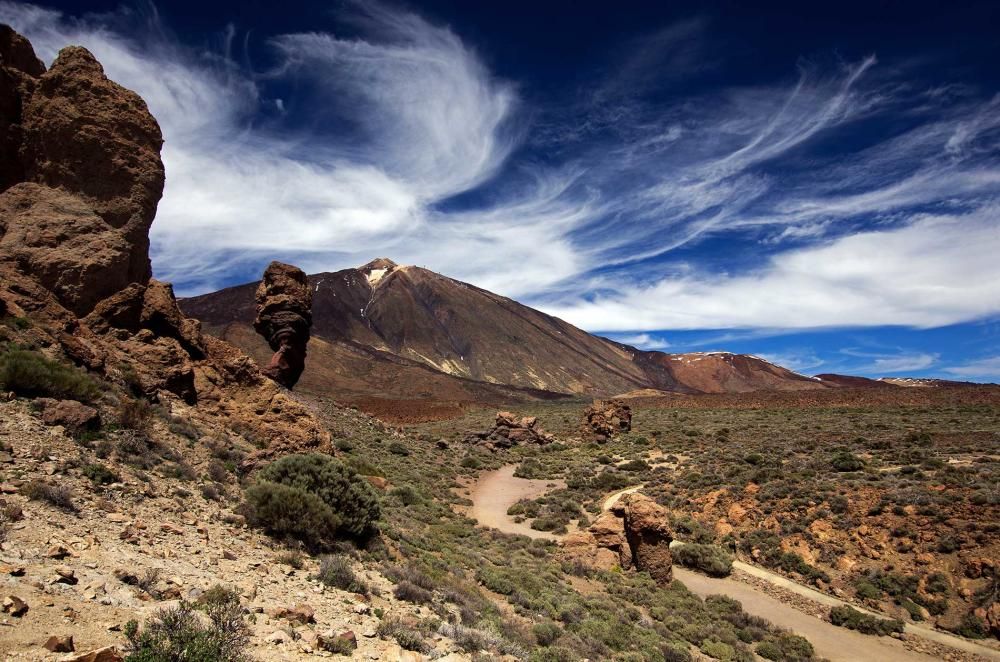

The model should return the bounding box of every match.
[0,25,328,460]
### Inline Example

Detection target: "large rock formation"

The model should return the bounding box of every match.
[582,400,632,442]
[1,30,163,315]
[615,493,674,583]
[254,261,312,389]
[464,411,556,450]
[0,26,329,457]
[561,493,673,584]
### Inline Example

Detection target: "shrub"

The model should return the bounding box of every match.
[376,618,429,653]
[674,544,734,577]
[317,555,369,595]
[124,591,250,662]
[831,451,864,472]
[388,441,410,456]
[83,463,120,486]
[246,453,380,547]
[243,482,340,550]
[390,485,423,506]
[700,639,735,660]
[755,633,814,661]
[22,479,75,511]
[393,580,433,604]
[829,605,903,636]
[619,459,650,472]
[0,347,101,402]
[117,398,154,435]
[533,622,562,646]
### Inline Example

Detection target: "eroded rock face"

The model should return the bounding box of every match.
[254,261,312,389]
[464,411,556,450]
[0,27,331,454]
[562,493,673,584]
[582,400,632,442]
[0,31,164,316]
[616,493,673,583]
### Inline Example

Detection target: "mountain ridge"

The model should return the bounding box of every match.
[180,258,836,403]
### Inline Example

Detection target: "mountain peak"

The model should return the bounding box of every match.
[359,257,398,271]
[358,257,398,286]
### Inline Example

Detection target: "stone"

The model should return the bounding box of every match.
[266,603,315,625]
[140,279,204,358]
[44,635,75,652]
[582,400,632,440]
[35,398,100,431]
[2,594,28,616]
[59,646,124,662]
[47,543,73,559]
[254,261,312,389]
[618,493,673,584]
[466,410,556,450]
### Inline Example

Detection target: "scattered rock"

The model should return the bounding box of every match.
[46,543,73,559]
[59,646,123,662]
[2,594,28,616]
[254,261,312,389]
[34,399,100,431]
[44,635,75,652]
[582,400,632,441]
[465,411,556,450]
[266,603,315,625]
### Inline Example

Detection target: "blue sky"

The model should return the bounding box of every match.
[2,0,999,381]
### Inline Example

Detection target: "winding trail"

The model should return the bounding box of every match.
[469,466,1000,662]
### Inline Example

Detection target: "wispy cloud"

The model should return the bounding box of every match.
[944,356,1000,380]
[606,333,672,350]
[2,0,998,337]
[840,348,940,373]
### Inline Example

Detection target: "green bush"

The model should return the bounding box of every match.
[0,347,101,402]
[243,482,340,549]
[247,453,380,547]
[533,622,562,646]
[829,605,903,636]
[124,590,250,662]
[317,555,369,595]
[83,463,120,486]
[674,543,734,577]
[755,633,814,661]
[831,451,864,472]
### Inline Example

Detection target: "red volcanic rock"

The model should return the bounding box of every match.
[254,261,312,389]
[465,410,556,450]
[616,493,673,584]
[0,26,44,191]
[1,34,163,315]
[0,184,135,315]
[582,400,632,441]
[21,45,164,277]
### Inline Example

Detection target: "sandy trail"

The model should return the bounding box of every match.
[469,465,567,540]
[469,466,999,662]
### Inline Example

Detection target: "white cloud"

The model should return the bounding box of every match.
[541,204,1000,330]
[607,333,672,350]
[2,1,999,335]
[944,356,1000,380]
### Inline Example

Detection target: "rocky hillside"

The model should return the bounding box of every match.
[181,259,830,404]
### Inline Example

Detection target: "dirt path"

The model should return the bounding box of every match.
[469,465,567,540]
[469,467,1000,662]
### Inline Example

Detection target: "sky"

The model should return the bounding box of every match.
[2,0,999,381]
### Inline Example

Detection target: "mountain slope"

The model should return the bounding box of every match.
[180,258,830,401]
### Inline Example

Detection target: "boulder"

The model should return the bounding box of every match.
[35,398,100,431]
[254,262,312,389]
[44,635,75,652]
[466,411,556,450]
[59,646,123,662]
[617,493,673,583]
[2,594,28,616]
[582,400,632,441]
